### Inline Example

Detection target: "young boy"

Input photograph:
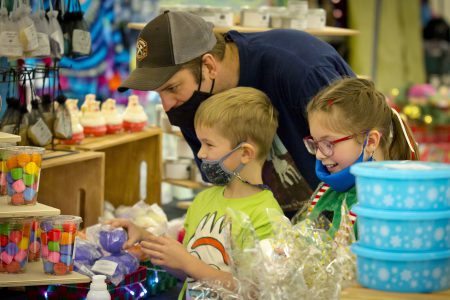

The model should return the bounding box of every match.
[110,87,282,299]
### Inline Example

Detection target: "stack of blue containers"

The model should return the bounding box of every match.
[350,161,450,293]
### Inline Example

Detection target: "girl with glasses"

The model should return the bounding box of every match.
[293,78,419,238]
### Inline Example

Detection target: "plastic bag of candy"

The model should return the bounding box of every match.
[190,203,356,300]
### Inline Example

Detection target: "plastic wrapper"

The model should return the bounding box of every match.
[74,238,103,266]
[96,252,139,286]
[99,225,128,254]
[114,201,168,236]
[190,204,357,300]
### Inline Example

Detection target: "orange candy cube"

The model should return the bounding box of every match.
[6,157,18,170]
[60,232,75,245]
[17,153,31,167]
[31,153,42,167]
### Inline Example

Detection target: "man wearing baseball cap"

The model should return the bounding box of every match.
[119,10,355,217]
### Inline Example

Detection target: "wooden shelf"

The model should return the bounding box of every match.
[0,260,90,287]
[163,178,208,190]
[128,22,358,36]
[0,132,21,144]
[53,127,162,151]
[0,196,60,218]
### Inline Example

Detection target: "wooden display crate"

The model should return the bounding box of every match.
[53,128,162,208]
[39,150,105,227]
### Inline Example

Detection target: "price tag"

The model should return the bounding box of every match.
[0,31,23,57]
[72,29,91,55]
[92,260,118,276]
[28,118,52,146]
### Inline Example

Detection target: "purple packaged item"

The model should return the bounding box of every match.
[99,226,127,254]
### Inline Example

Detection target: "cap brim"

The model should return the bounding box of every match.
[118,65,181,92]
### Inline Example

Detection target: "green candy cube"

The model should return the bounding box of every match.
[10,168,23,180]
[48,241,60,252]
[23,173,35,186]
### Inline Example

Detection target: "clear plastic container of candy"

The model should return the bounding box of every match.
[0,217,33,273]
[3,146,45,205]
[28,218,42,262]
[0,144,15,196]
[40,215,82,275]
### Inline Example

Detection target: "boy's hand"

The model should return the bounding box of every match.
[140,235,192,272]
[104,218,147,249]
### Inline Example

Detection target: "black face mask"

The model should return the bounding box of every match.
[166,88,213,129]
[166,62,215,129]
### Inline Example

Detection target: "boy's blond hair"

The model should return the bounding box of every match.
[194,87,278,161]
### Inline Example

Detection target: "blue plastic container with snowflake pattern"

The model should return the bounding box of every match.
[351,244,450,293]
[350,161,450,211]
[353,205,450,252]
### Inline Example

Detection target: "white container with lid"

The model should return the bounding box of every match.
[241,8,269,28]
[307,8,326,29]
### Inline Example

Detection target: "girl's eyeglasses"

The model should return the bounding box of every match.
[303,134,355,157]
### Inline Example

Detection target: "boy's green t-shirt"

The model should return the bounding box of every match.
[181,185,283,299]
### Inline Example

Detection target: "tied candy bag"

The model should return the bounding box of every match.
[0,0,23,58]
[27,0,50,58]
[69,0,91,57]
[11,0,38,53]
[27,99,52,147]
[46,0,64,58]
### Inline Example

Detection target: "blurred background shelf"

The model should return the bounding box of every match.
[163,178,208,190]
[127,23,359,36]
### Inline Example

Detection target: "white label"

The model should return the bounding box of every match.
[92,260,118,276]
[50,31,64,55]
[72,29,91,55]
[26,32,50,57]
[0,31,24,57]
[20,24,39,51]
[28,118,52,146]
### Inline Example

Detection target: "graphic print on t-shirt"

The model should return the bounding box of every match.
[185,212,232,298]
[262,135,313,213]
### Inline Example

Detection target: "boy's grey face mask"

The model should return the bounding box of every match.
[200,143,244,186]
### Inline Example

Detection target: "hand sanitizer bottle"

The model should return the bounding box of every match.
[86,275,111,300]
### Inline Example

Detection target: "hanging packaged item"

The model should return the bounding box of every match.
[26,73,52,146]
[11,0,39,52]
[61,0,92,57]
[47,0,64,58]
[27,99,52,146]
[53,95,72,140]
[27,0,50,58]
[0,96,22,135]
[39,68,56,131]
[0,1,23,58]
[70,0,91,57]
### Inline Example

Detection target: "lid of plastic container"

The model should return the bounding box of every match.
[350,161,450,179]
[351,243,450,261]
[352,205,450,220]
